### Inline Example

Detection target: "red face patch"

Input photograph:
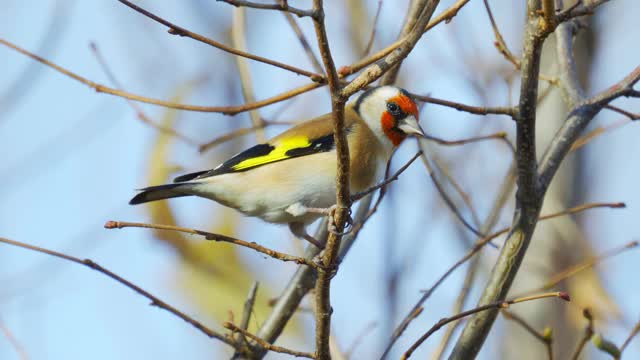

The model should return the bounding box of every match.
[380,93,419,146]
[381,111,406,146]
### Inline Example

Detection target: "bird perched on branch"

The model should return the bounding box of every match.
[130,86,424,248]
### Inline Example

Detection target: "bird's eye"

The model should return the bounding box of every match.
[387,102,401,115]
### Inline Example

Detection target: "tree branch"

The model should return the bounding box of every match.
[104,221,318,268]
[412,93,516,117]
[401,292,570,359]
[341,0,441,97]
[225,322,315,359]
[0,236,236,347]
[0,36,325,114]
[448,1,554,356]
[381,200,621,357]
[218,0,314,18]
[117,0,322,79]
[310,1,349,358]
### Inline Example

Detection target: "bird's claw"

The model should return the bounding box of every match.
[326,205,353,236]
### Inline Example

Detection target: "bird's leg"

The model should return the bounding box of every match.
[286,204,354,236]
[309,205,353,236]
[288,222,325,249]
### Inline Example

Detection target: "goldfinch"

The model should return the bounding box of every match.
[130,86,424,247]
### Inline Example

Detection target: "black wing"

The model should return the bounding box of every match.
[172,134,336,182]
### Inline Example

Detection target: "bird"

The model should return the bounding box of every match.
[129,85,424,248]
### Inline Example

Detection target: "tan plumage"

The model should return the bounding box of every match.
[130,86,424,247]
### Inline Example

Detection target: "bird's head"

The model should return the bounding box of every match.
[353,86,424,148]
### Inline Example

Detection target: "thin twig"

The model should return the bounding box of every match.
[420,150,485,238]
[104,221,318,268]
[283,11,325,74]
[413,93,516,117]
[89,42,198,145]
[117,0,322,79]
[483,0,520,68]
[218,0,314,18]
[620,318,640,353]
[351,151,422,201]
[361,0,383,57]
[431,155,481,227]
[241,282,259,331]
[604,104,640,120]
[198,124,273,153]
[423,0,471,33]
[338,0,469,79]
[449,1,557,355]
[0,236,236,347]
[569,118,629,152]
[535,240,638,292]
[341,0,441,97]
[431,161,517,360]
[345,322,378,358]
[501,310,553,360]
[401,292,570,359]
[231,7,266,142]
[381,201,624,358]
[236,281,260,348]
[310,1,350,358]
[225,322,315,358]
[571,308,595,360]
[0,317,29,360]
[0,36,324,114]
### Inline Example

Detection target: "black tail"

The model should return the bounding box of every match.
[129,183,191,205]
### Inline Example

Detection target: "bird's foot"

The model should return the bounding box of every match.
[289,204,353,236]
[311,254,339,276]
[324,205,354,237]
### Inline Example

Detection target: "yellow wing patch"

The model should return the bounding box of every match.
[231,136,311,171]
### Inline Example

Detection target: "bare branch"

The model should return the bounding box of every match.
[384,201,624,357]
[501,310,554,360]
[89,42,198,145]
[282,11,325,74]
[412,93,516,117]
[104,221,318,268]
[420,150,486,239]
[430,163,516,360]
[0,236,236,347]
[231,7,266,142]
[310,0,350,357]
[225,322,315,359]
[0,36,325,114]
[538,20,640,191]
[240,282,259,331]
[449,1,554,355]
[401,292,570,359]
[482,0,520,68]
[424,0,471,33]
[341,0,441,97]
[116,0,322,79]
[361,0,383,57]
[218,0,313,18]
[571,308,595,360]
[534,239,637,292]
[556,0,612,23]
[621,318,640,353]
[0,317,28,360]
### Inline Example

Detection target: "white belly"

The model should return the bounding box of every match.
[190,153,342,224]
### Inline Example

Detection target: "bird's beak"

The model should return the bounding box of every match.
[398,115,425,138]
